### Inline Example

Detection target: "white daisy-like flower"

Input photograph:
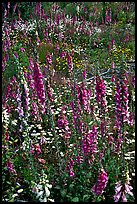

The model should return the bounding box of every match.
[12,193,18,198]
[46,184,52,189]
[17,189,23,193]
[40,197,47,202]
[11,120,18,126]
[36,190,44,198]
[45,186,50,197]
[48,198,55,202]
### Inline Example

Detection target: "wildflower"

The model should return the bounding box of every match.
[17,87,24,118]
[67,53,73,73]
[70,100,78,129]
[41,197,47,202]
[70,170,75,177]
[60,50,66,58]
[112,38,115,47]
[5,131,9,141]
[32,102,38,117]
[112,61,115,69]
[92,169,108,195]
[46,54,52,65]
[33,62,46,113]
[12,193,18,198]
[82,69,87,80]
[36,190,43,198]
[122,73,134,125]
[35,144,42,155]
[45,186,50,197]
[95,76,106,102]
[17,189,23,193]
[38,158,45,164]
[76,5,80,13]
[76,152,83,165]
[82,125,98,163]
[20,47,25,52]
[67,158,75,177]
[7,159,16,174]
[58,106,71,140]
[107,44,110,54]
[24,82,30,112]
[114,181,134,202]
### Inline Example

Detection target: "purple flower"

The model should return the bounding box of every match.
[114,181,134,202]
[70,170,75,177]
[17,88,24,118]
[70,100,77,128]
[14,51,19,59]
[32,102,38,116]
[20,47,25,52]
[60,50,66,58]
[112,38,115,47]
[76,154,83,165]
[7,160,16,174]
[5,131,9,141]
[82,69,87,80]
[33,62,46,113]
[58,106,71,140]
[82,125,98,163]
[96,76,106,102]
[46,54,52,65]
[67,54,73,72]
[67,158,75,177]
[92,169,108,195]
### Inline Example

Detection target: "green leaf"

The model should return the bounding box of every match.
[60,189,67,198]
[71,197,79,202]
[54,185,61,190]
[69,184,75,189]
[87,172,92,178]
[83,194,90,201]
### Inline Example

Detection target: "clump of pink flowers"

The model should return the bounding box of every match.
[92,169,108,195]
[114,181,134,202]
[58,106,71,141]
[33,62,46,113]
[82,125,98,164]
[67,158,75,177]
[95,75,108,113]
[7,159,16,174]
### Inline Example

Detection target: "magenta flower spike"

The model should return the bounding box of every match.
[82,125,98,163]
[33,62,46,113]
[7,160,16,174]
[92,169,108,196]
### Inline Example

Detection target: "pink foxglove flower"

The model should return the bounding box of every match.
[7,160,16,174]
[38,158,45,164]
[67,53,73,73]
[82,125,98,163]
[58,106,71,141]
[114,181,134,202]
[33,62,46,113]
[92,169,108,195]
[67,158,75,177]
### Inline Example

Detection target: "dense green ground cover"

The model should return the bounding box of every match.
[2,2,135,202]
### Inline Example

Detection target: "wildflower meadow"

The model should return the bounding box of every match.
[2,2,135,202]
